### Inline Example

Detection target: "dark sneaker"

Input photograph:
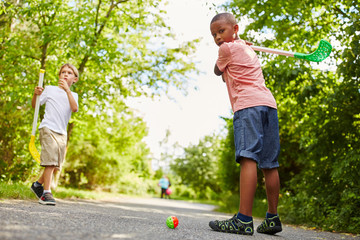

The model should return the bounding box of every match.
[256,215,282,235]
[30,182,44,199]
[39,192,56,206]
[209,214,254,235]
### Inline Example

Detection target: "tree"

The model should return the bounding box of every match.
[217,117,239,192]
[0,0,199,187]
[63,100,150,189]
[170,134,222,198]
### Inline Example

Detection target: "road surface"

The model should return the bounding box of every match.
[0,196,358,239]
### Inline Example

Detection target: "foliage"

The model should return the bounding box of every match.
[0,0,198,188]
[216,117,240,192]
[170,184,197,199]
[62,100,150,189]
[154,168,164,180]
[170,134,222,199]
[223,0,360,233]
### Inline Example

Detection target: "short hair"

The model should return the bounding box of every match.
[211,12,237,25]
[58,63,79,78]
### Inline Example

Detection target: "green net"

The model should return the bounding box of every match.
[294,40,332,62]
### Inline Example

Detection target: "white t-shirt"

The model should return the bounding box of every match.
[39,86,78,135]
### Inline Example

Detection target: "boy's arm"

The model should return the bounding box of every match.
[59,79,78,112]
[65,91,78,112]
[214,63,223,76]
[214,64,225,82]
[31,87,44,108]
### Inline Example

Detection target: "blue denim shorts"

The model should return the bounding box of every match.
[233,106,280,169]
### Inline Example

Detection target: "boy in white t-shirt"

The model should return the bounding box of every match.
[30,63,79,205]
[208,13,282,235]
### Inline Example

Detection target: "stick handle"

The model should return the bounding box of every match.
[250,45,295,57]
[31,69,45,136]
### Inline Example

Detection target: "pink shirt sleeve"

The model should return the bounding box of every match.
[216,43,232,73]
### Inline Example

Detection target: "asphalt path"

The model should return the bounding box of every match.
[0,196,358,240]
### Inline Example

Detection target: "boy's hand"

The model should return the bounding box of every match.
[59,79,70,93]
[34,86,44,95]
[214,64,223,76]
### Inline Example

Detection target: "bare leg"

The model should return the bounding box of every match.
[262,168,280,214]
[38,166,56,191]
[51,168,61,189]
[37,169,45,185]
[239,158,257,216]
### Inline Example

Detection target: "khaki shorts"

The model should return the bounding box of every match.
[39,127,67,168]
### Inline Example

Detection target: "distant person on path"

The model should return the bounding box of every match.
[30,63,79,206]
[208,13,282,236]
[165,177,172,199]
[158,175,170,199]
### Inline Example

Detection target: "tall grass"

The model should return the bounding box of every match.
[0,182,34,199]
[0,181,126,200]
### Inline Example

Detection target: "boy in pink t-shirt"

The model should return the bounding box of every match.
[209,13,282,236]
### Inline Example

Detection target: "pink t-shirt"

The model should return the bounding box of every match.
[216,39,277,113]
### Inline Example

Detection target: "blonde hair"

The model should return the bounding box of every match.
[58,63,79,79]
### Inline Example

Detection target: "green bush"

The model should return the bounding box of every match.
[117,173,157,196]
[172,184,197,199]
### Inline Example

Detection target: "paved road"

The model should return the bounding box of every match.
[0,196,358,240]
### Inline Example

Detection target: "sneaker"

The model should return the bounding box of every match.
[39,192,56,206]
[30,182,44,199]
[209,214,254,235]
[256,215,282,235]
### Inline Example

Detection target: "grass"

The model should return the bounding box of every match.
[0,182,35,199]
[0,181,130,201]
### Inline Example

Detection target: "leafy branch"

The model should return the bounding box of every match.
[78,0,130,74]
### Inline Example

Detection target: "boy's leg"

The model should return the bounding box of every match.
[38,166,56,205]
[239,158,257,217]
[257,167,282,235]
[37,170,45,185]
[262,168,280,214]
[30,170,44,199]
[51,167,61,189]
[208,157,256,235]
[209,108,261,235]
[42,166,56,191]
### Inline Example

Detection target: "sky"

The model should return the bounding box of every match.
[126,0,231,164]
